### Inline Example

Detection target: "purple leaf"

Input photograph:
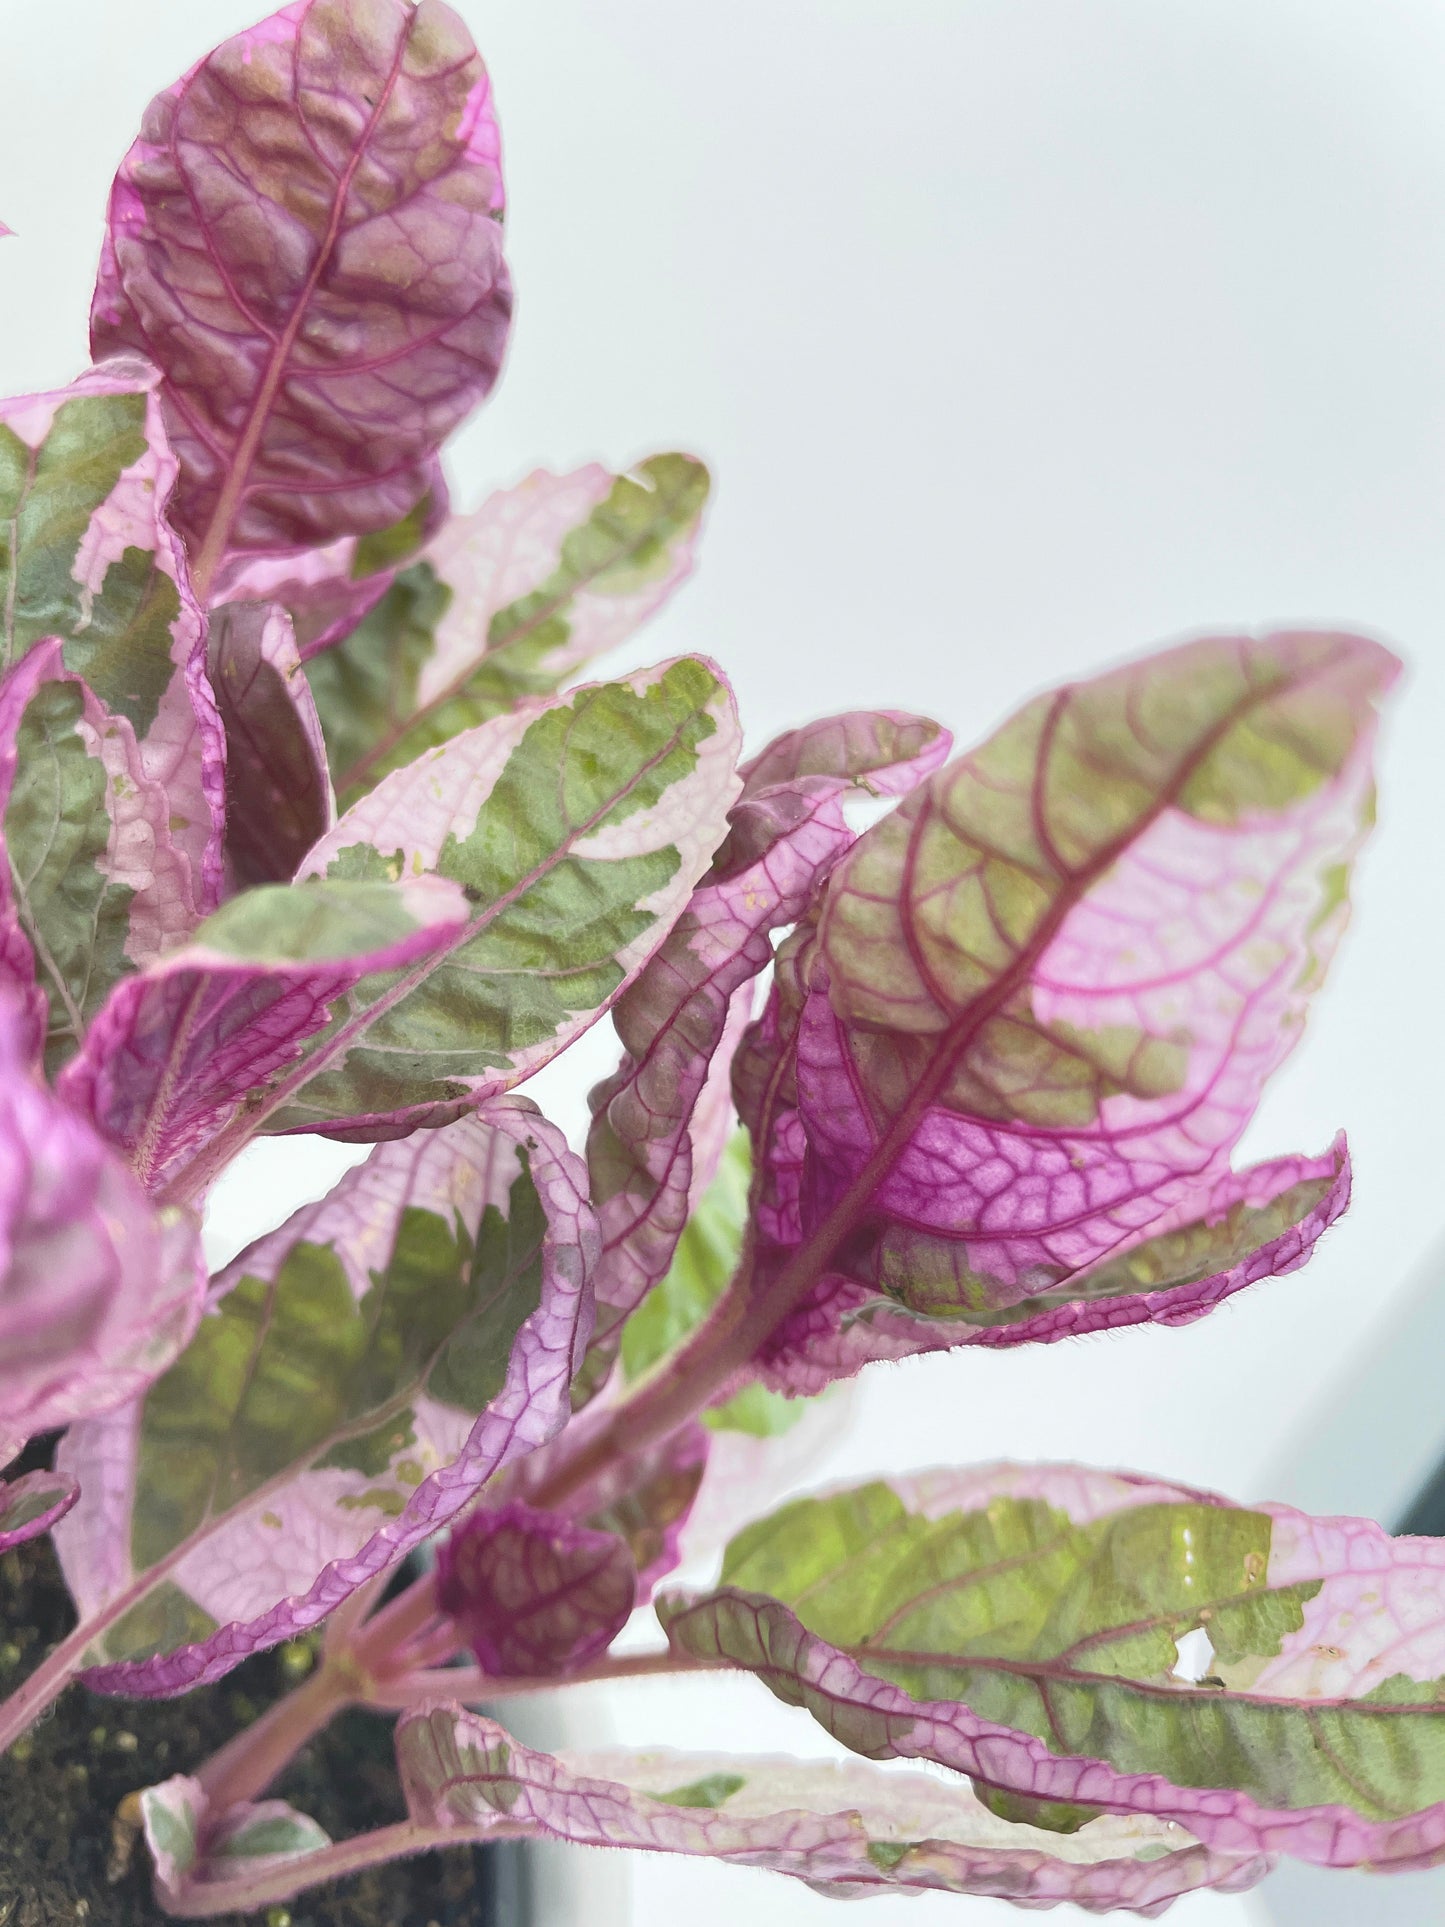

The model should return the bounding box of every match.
[508,1420,709,1605]
[437,1501,636,1678]
[0,1469,80,1552]
[0,359,225,909]
[0,643,205,1073]
[582,711,949,1387]
[92,0,512,595]
[737,633,1395,1389]
[760,1138,1352,1395]
[0,994,206,1464]
[660,1464,1445,1872]
[56,874,468,1197]
[310,456,713,807]
[398,1706,1268,1911]
[207,601,334,886]
[54,1102,597,1695]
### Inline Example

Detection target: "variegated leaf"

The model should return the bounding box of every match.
[661,1465,1445,1871]
[55,1104,596,1695]
[0,359,224,906]
[310,456,711,808]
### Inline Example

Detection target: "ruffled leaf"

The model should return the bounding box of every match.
[92,0,511,590]
[0,1469,79,1552]
[0,359,224,906]
[660,1464,1445,1870]
[740,633,1394,1388]
[56,875,469,1198]
[0,995,205,1464]
[311,456,712,808]
[208,602,334,886]
[583,710,949,1388]
[242,657,743,1144]
[437,1501,636,1678]
[397,1706,1267,1912]
[0,643,202,1073]
[53,1104,596,1694]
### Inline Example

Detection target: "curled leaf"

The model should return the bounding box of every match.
[311,456,713,807]
[56,1103,595,1695]
[661,1464,1445,1871]
[141,1776,332,1909]
[397,1706,1268,1912]
[438,1502,636,1678]
[0,1469,80,1552]
[506,1418,709,1606]
[93,0,512,587]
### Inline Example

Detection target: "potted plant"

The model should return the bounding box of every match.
[0,2,1438,1919]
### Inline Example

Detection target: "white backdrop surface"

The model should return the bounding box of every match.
[5,3,1445,1922]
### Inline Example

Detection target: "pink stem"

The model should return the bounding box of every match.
[0,1614,97,1756]
[158,1818,519,1918]
[197,1660,355,1811]
[352,1568,440,1671]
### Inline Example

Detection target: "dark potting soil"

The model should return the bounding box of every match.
[0,1532,529,1927]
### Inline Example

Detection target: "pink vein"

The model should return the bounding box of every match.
[186,18,415,599]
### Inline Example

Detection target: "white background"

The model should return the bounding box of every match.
[5,2,1445,1921]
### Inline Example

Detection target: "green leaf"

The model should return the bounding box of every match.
[265,658,740,1138]
[620,1135,804,1437]
[311,456,710,808]
[662,1467,1445,1847]
[2,650,198,1071]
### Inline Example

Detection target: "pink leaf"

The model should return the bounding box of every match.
[398,1706,1268,1912]
[437,1502,636,1678]
[56,874,468,1198]
[660,1464,1445,1872]
[92,0,512,593]
[0,995,205,1463]
[582,711,950,1389]
[0,360,225,909]
[738,633,1395,1389]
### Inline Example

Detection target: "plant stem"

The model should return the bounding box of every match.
[352,1568,440,1672]
[0,1614,98,1755]
[159,1819,507,1918]
[197,1658,357,1811]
